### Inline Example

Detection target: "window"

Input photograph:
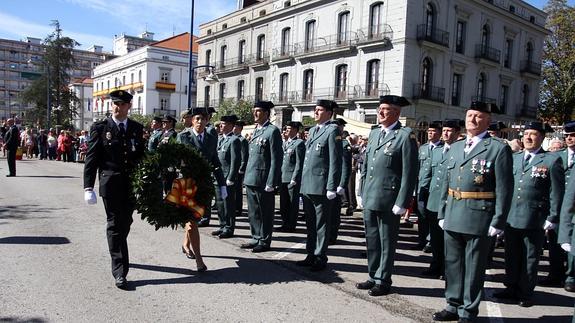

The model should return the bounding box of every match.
[305,20,316,51]
[238,40,246,64]
[303,69,314,101]
[160,71,170,83]
[204,86,211,107]
[452,73,462,106]
[522,84,530,106]
[222,23,227,29]
[122,75,126,86]
[205,50,211,71]
[257,35,266,60]
[504,39,513,68]
[220,45,227,68]
[335,64,348,99]
[500,85,508,113]
[477,73,486,99]
[425,3,435,37]
[107,80,110,89]
[241,17,247,23]
[114,78,119,87]
[279,73,289,102]
[255,77,264,101]
[421,57,433,95]
[526,42,534,63]
[481,25,490,48]
[284,1,291,7]
[207,29,212,35]
[367,59,380,96]
[137,97,142,113]
[455,21,466,54]
[130,73,134,84]
[369,2,383,39]
[338,11,350,44]
[138,70,142,82]
[219,83,226,101]
[160,97,169,109]
[281,28,291,56]
[509,5,515,13]
[259,10,266,17]
[237,80,245,100]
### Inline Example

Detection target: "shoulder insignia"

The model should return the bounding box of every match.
[371,124,380,130]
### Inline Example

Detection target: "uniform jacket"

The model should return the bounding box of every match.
[361,122,418,211]
[176,128,226,186]
[438,135,514,236]
[243,121,283,188]
[418,141,444,198]
[300,122,343,195]
[83,118,146,198]
[237,134,249,174]
[559,170,575,253]
[281,137,305,184]
[3,125,19,150]
[556,148,574,185]
[159,128,177,146]
[147,129,163,152]
[424,144,454,213]
[507,150,564,229]
[217,133,241,184]
[339,139,352,189]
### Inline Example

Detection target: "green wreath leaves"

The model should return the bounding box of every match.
[132,142,214,230]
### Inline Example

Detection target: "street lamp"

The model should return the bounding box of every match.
[28,58,51,130]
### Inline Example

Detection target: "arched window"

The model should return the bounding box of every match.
[305,20,316,51]
[205,50,211,71]
[237,80,245,100]
[369,2,383,39]
[522,84,530,106]
[422,57,433,95]
[238,40,246,64]
[481,25,490,48]
[204,86,211,107]
[526,42,534,63]
[335,64,348,99]
[338,11,350,44]
[279,73,289,102]
[477,73,486,99]
[138,70,142,83]
[425,3,435,37]
[220,45,227,68]
[367,59,380,96]
[255,77,264,101]
[303,69,314,101]
[256,35,266,60]
[281,28,291,56]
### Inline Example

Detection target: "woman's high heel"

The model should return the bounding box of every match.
[181,246,195,259]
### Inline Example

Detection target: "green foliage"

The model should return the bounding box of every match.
[132,142,215,230]
[129,113,155,129]
[213,98,254,125]
[540,1,575,123]
[19,20,80,128]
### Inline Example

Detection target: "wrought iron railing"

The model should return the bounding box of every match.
[412,84,445,103]
[293,32,357,56]
[416,24,449,47]
[520,60,542,76]
[475,44,501,63]
[356,24,394,44]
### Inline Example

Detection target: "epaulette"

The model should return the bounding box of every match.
[513,150,524,156]
[371,124,380,130]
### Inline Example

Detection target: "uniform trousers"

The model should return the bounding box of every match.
[216,184,236,234]
[427,210,445,274]
[235,173,245,216]
[363,209,401,286]
[102,197,134,279]
[279,182,300,229]
[245,185,274,247]
[302,194,333,264]
[504,225,544,299]
[6,148,16,175]
[329,196,342,243]
[547,229,567,281]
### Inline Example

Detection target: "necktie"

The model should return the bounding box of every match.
[464,139,473,154]
[443,145,450,154]
[378,130,386,145]
[524,154,532,168]
[198,134,203,144]
[118,122,125,136]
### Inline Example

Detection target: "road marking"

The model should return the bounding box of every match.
[484,269,504,323]
[272,242,306,259]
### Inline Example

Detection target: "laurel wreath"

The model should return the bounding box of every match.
[132,142,214,230]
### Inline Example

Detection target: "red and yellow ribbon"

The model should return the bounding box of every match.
[165,178,205,220]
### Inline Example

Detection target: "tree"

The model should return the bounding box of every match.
[20,20,80,128]
[213,98,255,124]
[539,0,575,124]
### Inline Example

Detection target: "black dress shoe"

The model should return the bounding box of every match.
[240,242,257,249]
[538,277,563,287]
[252,245,270,253]
[432,309,459,321]
[421,268,442,278]
[355,280,376,290]
[458,318,473,323]
[211,229,222,236]
[196,263,208,273]
[368,284,390,296]
[493,288,517,300]
[181,246,195,259]
[565,282,575,292]
[518,299,533,307]
[197,220,210,227]
[296,256,314,267]
[423,244,432,253]
[310,261,326,272]
[218,231,233,239]
[115,276,128,290]
[6,174,15,177]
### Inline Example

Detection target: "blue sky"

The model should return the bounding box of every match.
[0,0,571,52]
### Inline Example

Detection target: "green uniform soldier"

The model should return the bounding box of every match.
[355,95,418,296]
[433,101,513,322]
[558,129,575,304]
[297,100,343,271]
[233,121,249,217]
[241,101,283,253]
[160,115,178,194]
[421,119,462,278]
[416,121,443,250]
[278,121,306,232]
[213,114,242,239]
[493,122,564,307]
[147,116,163,152]
[329,118,352,245]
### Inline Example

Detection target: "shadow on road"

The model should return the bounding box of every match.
[13,175,79,178]
[0,317,48,323]
[0,205,65,221]
[0,236,71,245]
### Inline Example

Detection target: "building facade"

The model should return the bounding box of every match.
[69,78,94,131]
[0,37,114,121]
[91,33,198,120]
[195,0,548,130]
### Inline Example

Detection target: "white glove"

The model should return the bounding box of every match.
[543,220,557,231]
[220,186,228,200]
[417,201,425,212]
[336,186,345,196]
[264,185,274,192]
[392,205,406,215]
[488,226,503,237]
[562,243,572,253]
[326,191,337,200]
[238,170,245,174]
[84,190,97,205]
[438,219,445,230]
[226,180,234,186]
[288,180,297,188]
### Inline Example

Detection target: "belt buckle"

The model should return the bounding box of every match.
[453,190,462,200]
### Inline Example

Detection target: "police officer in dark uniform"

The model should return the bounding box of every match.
[3,118,18,177]
[83,90,146,289]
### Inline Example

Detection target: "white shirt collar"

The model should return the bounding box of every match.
[192,129,205,138]
[381,121,399,134]
[524,148,540,159]
[112,117,127,128]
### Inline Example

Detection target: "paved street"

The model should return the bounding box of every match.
[0,158,573,322]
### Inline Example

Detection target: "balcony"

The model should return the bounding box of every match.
[271,45,295,63]
[516,104,538,118]
[155,81,176,91]
[475,44,501,64]
[153,109,176,117]
[293,32,357,58]
[92,82,144,97]
[416,25,449,48]
[354,83,391,99]
[215,56,249,74]
[471,95,497,104]
[356,24,393,48]
[412,84,445,103]
[245,53,270,68]
[520,60,542,76]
